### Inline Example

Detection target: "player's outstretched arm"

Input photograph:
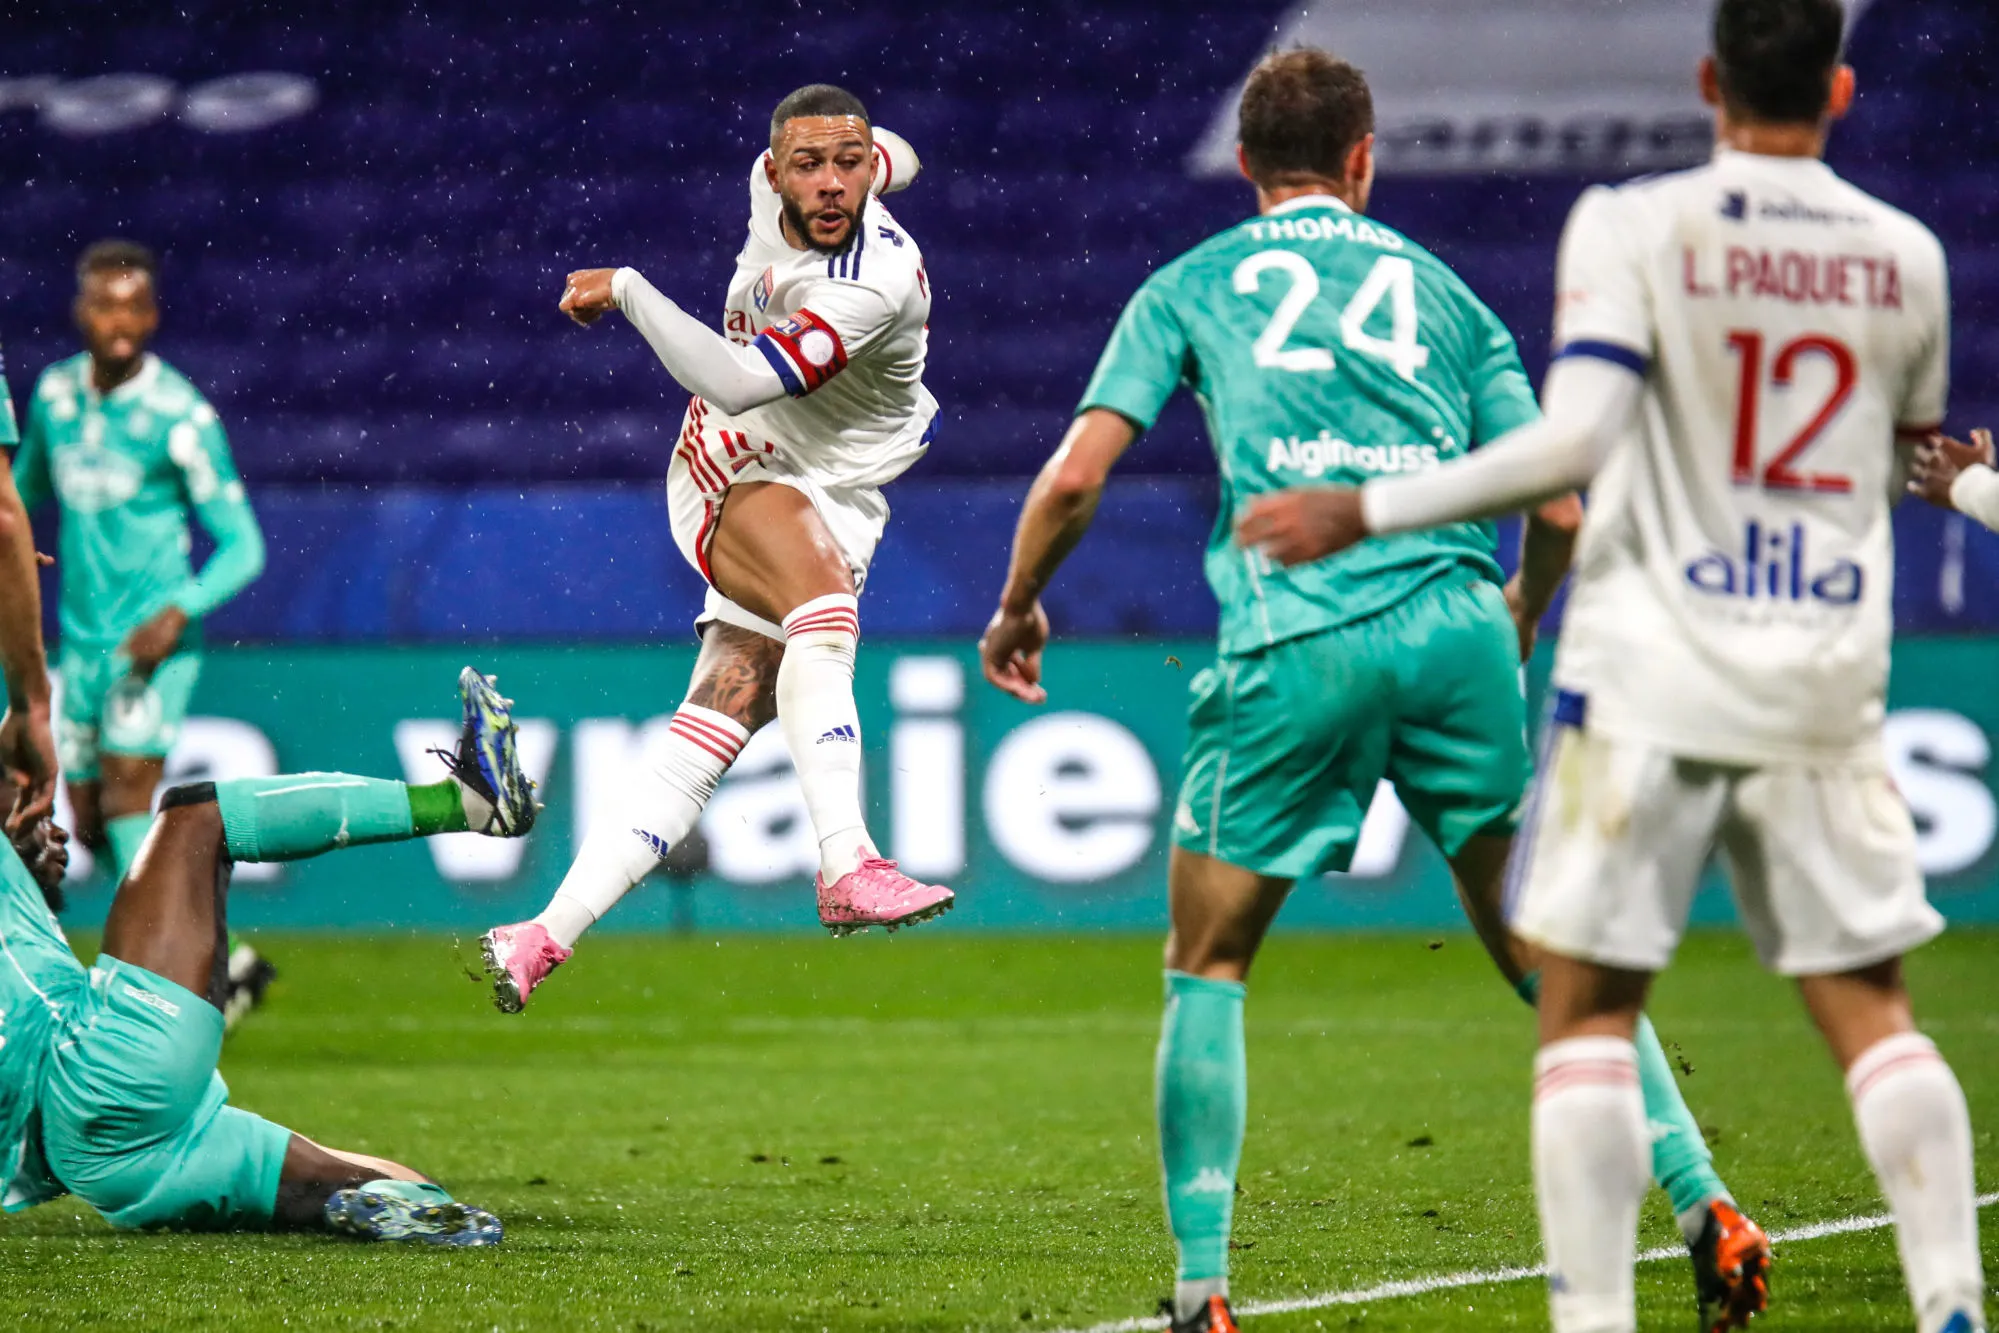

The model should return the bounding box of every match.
[1911,428,1999,531]
[1236,356,1641,567]
[559,267,789,415]
[980,409,1138,704]
[0,460,56,831]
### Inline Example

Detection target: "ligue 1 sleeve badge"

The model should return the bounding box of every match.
[752,266,774,313]
[798,328,837,368]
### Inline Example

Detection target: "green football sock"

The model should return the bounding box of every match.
[214,774,417,863]
[104,811,152,883]
[1157,970,1248,1284]
[1514,970,1727,1219]
[406,779,470,837]
[1633,1012,1727,1219]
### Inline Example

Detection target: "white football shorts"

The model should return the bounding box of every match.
[664,396,889,641]
[1507,692,1941,977]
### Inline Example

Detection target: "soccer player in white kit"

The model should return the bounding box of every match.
[1233,2,1986,1330]
[479,86,952,1012]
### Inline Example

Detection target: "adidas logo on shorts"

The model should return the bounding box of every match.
[816,724,858,745]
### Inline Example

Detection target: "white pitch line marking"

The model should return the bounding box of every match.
[1054,1191,1999,1333]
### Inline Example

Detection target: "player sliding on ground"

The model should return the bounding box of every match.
[982,49,1763,1333]
[0,439,533,1238]
[1234,3,1985,1331]
[478,87,945,1012]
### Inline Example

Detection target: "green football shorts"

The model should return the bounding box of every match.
[1173,577,1531,879]
[57,647,202,780]
[38,956,290,1230]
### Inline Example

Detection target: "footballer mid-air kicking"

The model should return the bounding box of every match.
[1240,2,1983,1330]
[980,49,1763,1333]
[479,85,947,1012]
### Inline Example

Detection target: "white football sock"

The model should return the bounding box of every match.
[1532,1036,1648,1333]
[532,705,748,947]
[1174,1278,1228,1323]
[777,594,877,881]
[1846,1032,1985,1333]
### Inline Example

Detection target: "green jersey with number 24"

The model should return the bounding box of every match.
[1080,194,1541,656]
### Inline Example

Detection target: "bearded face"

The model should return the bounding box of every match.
[767,115,873,254]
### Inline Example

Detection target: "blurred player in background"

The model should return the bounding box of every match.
[1911,426,1999,530]
[0,414,528,1240]
[981,49,1759,1333]
[1239,2,1985,1330]
[0,338,16,454]
[9,240,274,1026]
[478,88,944,1012]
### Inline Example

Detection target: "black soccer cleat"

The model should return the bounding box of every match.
[222,940,278,1034]
[430,666,539,837]
[1690,1198,1771,1331]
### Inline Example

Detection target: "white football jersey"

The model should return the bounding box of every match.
[709,156,938,490]
[1553,148,1949,764]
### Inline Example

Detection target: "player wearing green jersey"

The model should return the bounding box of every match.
[0,340,19,448]
[0,438,528,1241]
[981,50,1764,1333]
[11,241,267,888]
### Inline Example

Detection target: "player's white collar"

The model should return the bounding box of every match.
[1712,146,1834,175]
[1267,194,1354,216]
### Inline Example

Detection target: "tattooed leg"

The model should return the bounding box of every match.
[685,622,784,732]
[507,622,783,964]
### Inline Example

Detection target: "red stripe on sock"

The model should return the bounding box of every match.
[671,712,747,754]
[1534,1062,1639,1099]
[668,723,740,765]
[1850,1049,1944,1105]
[783,612,860,637]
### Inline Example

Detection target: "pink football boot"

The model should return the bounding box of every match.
[479,922,572,1013]
[816,853,955,936]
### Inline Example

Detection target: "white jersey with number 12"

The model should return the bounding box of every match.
[1552,148,1949,764]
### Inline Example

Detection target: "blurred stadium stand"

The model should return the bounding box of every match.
[2,0,1995,639]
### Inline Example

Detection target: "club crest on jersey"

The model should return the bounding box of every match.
[1684,519,1863,606]
[752,266,774,313]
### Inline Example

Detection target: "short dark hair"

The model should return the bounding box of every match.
[76,238,156,286]
[1237,48,1374,188]
[1713,0,1845,125]
[770,84,870,150]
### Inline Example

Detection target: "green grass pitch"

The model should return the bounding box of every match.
[2,929,1994,1331]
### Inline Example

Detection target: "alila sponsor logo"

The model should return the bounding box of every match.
[1266,429,1441,479]
[1684,519,1863,606]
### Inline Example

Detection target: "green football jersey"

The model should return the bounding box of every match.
[0,840,88,1212]
[1080,195,1540,656]
[12,354,265,652]
[0,343,18,447]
